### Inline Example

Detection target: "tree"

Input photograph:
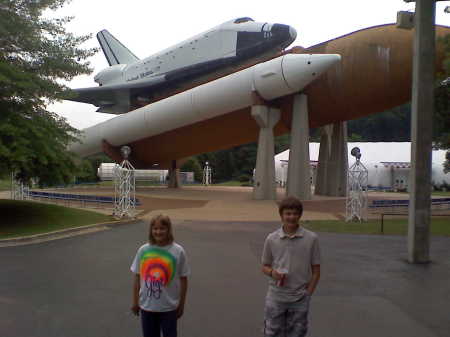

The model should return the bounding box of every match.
[181,157,202,182]
[444,151,450,174]
[434,33,450,150]
[74,159,95,184]
[347,104,411,142]
[194,135,291,183]
[82,153,112,182]
[0,0,97,186]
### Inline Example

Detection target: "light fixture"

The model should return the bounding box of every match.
[350,147,362,160]
[120,146,131,159]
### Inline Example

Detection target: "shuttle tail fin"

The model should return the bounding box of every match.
[97,30,140,66]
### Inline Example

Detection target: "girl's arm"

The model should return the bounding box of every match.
[177,276,188,319]
[131,274,140,316]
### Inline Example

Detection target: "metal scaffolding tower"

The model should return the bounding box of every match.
[346,147,368,222]
[202,161,212,186]
[113,146,136,218]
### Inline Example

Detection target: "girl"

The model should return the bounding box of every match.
[131,214,190,337]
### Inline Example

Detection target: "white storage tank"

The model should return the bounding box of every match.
[97,163,168,182]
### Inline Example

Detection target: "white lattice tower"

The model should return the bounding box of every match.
[10,172,29,201]
[346,158,368,222]
[202,162,212,186]
[113,146,136,218]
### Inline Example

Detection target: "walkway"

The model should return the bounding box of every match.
[1,219,449,337]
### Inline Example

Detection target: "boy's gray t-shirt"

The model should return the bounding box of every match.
[262,226,321,303]
[131,242,190,312]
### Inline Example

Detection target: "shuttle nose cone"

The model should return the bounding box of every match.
[271,23,297,46]
[289,26,297,41]
[271,24,291,38]
[282,54,341,91]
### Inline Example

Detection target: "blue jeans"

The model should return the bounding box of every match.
[140,309,177,337]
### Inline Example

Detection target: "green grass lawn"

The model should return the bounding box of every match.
[432,191,450,197]
[303,217,450,236]
[214,180,251,187]
[0,200,113,239]
[0,179,10,191]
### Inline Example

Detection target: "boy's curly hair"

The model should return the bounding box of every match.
[148,214,174,244]
[278,196,303,217]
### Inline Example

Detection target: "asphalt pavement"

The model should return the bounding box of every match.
[1,220,449,337]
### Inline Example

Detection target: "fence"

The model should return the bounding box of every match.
[28,191,141,208]
[370,198,450,210]
[369,198,450,234]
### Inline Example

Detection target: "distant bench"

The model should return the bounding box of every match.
[29,191,141,207]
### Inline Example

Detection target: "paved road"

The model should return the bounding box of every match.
[1,220,449,337]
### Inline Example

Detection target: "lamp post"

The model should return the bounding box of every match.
[346,147,368,222]
[203,161,212,186]
[113,146,136,218]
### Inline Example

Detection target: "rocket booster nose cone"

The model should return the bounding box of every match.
[253,53,341,101]
[282,54,341,91]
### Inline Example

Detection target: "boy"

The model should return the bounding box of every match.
[261,196,321,337]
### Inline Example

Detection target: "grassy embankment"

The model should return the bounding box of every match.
[304,217,450,236]
[0,200,113,239]
[432,191,450,197]
[0,179,10,191]
[0,200,448,238]
[214,180,250,187]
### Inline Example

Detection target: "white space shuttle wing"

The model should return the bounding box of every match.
[67,75,166,114]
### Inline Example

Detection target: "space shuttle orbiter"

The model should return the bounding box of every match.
[66,17,297,114]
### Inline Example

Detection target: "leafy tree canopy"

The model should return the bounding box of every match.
[0,0,97,185]
[181,157,202,182]
[434,33,450,150]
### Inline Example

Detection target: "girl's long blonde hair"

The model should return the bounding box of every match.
[148,214,174,245]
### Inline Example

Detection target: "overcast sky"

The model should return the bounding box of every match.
[47,0,449,129]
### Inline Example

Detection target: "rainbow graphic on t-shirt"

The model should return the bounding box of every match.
[140,247,176,287]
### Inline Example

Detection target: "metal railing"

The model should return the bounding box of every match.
[28,191,141,208]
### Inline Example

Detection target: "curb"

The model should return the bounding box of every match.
[0,218,142,247]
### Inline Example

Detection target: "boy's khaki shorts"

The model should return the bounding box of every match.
[263,295,310,337]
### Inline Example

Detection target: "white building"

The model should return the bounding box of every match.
[275,142,449,191]
[97,163,196,184]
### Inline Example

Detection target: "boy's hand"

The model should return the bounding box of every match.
[271,269,285,281]
[131,304,140,316]
[176,304,184,319]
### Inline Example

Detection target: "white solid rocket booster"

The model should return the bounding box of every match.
[70,53,341,157]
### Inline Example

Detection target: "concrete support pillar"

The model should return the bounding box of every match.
[286,94,311,200]
[315,125,332,195]
[327,122,348,197]
[408,0,435,264]
[252,105,280,200]
[168,160,181,188]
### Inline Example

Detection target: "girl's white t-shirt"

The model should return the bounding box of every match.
[131,242,190,312]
